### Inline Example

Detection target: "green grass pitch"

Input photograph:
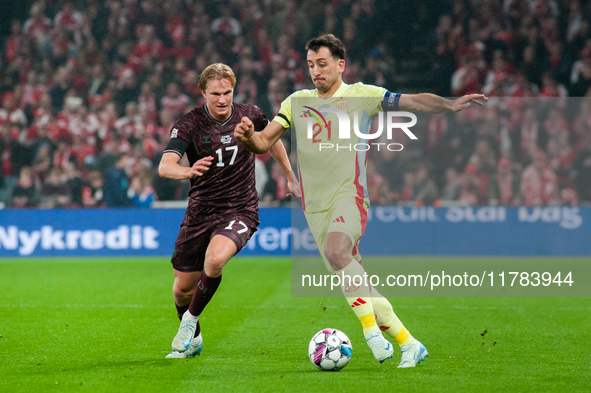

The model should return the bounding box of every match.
[0,257,589,392]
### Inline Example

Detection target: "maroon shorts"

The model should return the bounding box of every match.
[171,213,258,272]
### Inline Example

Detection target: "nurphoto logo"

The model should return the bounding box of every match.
[302,106,418,152]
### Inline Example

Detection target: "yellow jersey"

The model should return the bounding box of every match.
[272,82,399,212]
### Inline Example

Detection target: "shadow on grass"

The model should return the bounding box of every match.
[16,358,182,377]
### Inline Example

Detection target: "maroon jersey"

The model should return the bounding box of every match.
[164,103,268,225]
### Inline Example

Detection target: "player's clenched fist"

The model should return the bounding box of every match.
[188,156,214,179]
[234,116,255,143]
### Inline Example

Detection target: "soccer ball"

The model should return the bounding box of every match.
[308,328,352,371]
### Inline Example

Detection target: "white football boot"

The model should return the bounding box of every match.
[397,341,428,368]
[171,311,199,352]
[166,333,203,359]
[365,332,394,363]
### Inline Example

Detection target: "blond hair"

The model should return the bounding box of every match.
[198,63,236,93]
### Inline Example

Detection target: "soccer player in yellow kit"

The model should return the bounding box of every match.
[235,34,487,367]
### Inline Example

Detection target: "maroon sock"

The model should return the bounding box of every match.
[188,270,222,317]
[175,303,201,337]
[175,303,189,321]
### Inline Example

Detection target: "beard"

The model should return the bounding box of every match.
[314,78,330,92]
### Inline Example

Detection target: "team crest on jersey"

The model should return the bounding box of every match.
[221,135,232,144]
[336,99,349,112]
[201,135,211,149]
[171,128,178,138]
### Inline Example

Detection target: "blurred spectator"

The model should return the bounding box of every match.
[441,167,462,202]
[361,56,386,87]
[63,161,82,205]
[366,161,384,203]
[82,170,105,207]
[543,106,569,140]
[375,180,397,206]
[161,82,189,119]
[376,148,404,193]
[105,155,134,207]
[95,137,118,176]
[115,102,140,139]
[262,160,289,206]
[547,133,575,186]
[52,138,73,168]
[132,25,165,62]
[520,45,543,88]
[40,167,70,208]
[22,70,48,109]
[574,138,591,202]
[138,82,158,122]
[24,3,52,45]
[0,93,27,127]
[54,1,82,32]
[442,110,476,172]
[128,172,155,208]
[212,6,241,37]
[4,20,23,64]
[115,73,141,113]
[570,49,591,96]
[516,106,546,162]
[451,55,480,97]
[539,72,567,104]
[49,67,71,111]
[488,158,522,206]
[415,166,439,206]
[234,72,257,105]
[483,51,513,96]
[474,139,497,175]
[88,64,108,97]
[400,171,418,203]
[11,167,38,208]
[128,144,153,175]
[521,149,558,205]
[1,123,29,182]
[32,144,52,184]
[559,186,579,206]
[458,165,483,205]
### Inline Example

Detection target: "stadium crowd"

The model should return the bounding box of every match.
[0,0,590,208]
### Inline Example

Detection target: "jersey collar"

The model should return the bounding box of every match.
[204,102,235,126]
[314,81,349,98]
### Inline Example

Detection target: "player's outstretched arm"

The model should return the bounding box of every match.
[158,152,214,180]
[398,93,488,114]
[234,118,286,154]
[269,139,302,198]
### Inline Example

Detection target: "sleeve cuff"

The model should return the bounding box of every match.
[273,113,291,129]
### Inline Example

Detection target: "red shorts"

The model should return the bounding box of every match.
[171,213,258,272]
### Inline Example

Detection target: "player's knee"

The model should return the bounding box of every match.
[204,254,226,276]
[172,284,194,302]
[324,245,350,270]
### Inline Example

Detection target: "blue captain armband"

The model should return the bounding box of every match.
[382,91,401,111]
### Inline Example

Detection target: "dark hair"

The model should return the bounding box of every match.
[305,34,346,60]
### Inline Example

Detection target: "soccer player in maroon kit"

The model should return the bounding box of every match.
[158,63,298,358]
